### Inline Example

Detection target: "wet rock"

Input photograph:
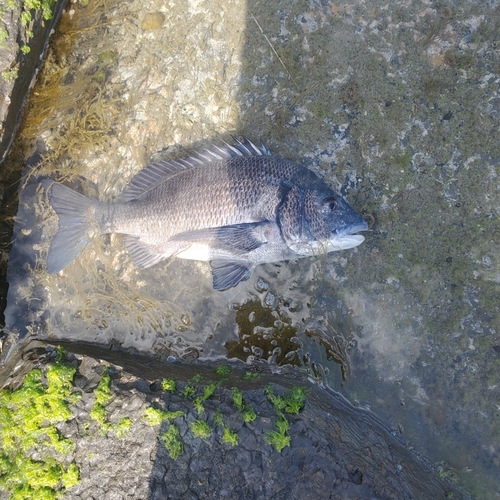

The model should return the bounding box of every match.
[121,393,144,412]
[243,465,263,483]
[74,356,102,390]
[255,278,269,292]
[134,379,152,393]
[264,291,276,308]
[189,455,211,473]
[347,467,364,485]
[0,344,470,499]
[0,0,67,162]
[290,435,313,449]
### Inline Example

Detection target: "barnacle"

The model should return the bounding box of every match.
[438,5,453,20]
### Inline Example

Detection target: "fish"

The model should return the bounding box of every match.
[41,137,368,290]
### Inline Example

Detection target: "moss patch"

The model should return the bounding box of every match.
[190,420,211,440]
[264,412,291,453]
[221,426,239,446]
[160,425,183,460]
[0,359,80,498]
[89,367,132,437]
[264,384,307,452]
[231,387,257,423]
[143,407,184,426]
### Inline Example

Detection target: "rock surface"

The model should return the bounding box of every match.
[0,342,469,500]
[0,0,68,162]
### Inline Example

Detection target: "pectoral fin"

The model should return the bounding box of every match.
[171,221,270,254]
[210,260,254,290]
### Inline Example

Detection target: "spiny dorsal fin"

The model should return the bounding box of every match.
[119,136,271,202]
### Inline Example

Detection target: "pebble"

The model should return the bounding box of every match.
[255,278,269,292]
[141,12,165,31]
[265,291,276,308]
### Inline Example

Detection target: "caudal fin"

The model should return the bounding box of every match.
[41,179,96,273]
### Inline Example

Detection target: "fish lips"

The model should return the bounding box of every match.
[331,221,368,250]
[285,219,368,255]
[336,221,369,236]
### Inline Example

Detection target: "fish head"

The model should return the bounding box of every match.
[278,177,368,256]
[316,190,368,252]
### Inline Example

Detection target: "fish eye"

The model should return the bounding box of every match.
[322,197,338,212]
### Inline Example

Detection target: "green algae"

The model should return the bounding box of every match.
[201,382,218,400]
[264,384,306,415]
[231,387,256,423]
[179,377,219,414]
[160,425,183,460]
[242,371,261,381]
[89,368,132,437]
[193,397,205,414]
[241,406,257,423]
[113,418,132,438]
[263,385,306,452]
[143,407,184,426]
[213,408,223,427]
[154,376,306,453]
[231,386,244,411]
[180,384,197,399]
[192,381,218,414]
[264,411,291,453]
[23,0,56,23]
[0,360,80,498]
[0,356,310,468]
[221,426,238,446]
[0,0,57,60]
[190,420,211,440]
[160,378,176,392]
[215,365,232,377]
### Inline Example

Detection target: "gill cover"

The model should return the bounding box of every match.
[277,184,329,248]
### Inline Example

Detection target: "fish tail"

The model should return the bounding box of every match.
[42,179,97,273]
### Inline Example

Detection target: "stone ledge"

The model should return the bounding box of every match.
[0,0,68,163]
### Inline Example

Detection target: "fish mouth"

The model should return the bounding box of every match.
[336,221,369,236]
[327,221,368,251]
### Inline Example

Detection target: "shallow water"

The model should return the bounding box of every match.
[4,0,500,497]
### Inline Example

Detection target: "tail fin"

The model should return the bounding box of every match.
[41,179,96,273]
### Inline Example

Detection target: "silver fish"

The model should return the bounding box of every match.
[42,137,367,290]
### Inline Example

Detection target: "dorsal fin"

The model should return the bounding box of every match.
[119,136,271,202]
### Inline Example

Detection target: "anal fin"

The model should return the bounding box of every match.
[123,235,166,269]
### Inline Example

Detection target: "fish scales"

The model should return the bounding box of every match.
[114,157,297,237]
[42,137,367,290]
